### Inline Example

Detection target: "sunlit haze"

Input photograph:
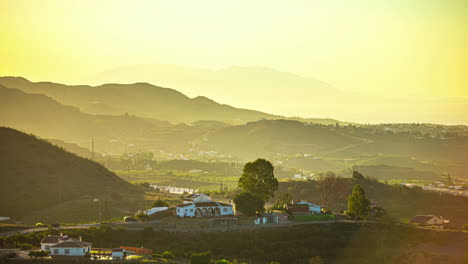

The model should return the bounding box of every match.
[1,0,467,124]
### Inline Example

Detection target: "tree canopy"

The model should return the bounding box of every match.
[238,158,278,201]
[233,192,265,216]
[347,184,370,220]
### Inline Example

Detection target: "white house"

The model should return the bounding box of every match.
[144,206,169,216]
[176,193,234,218]
[111,248,126,260]
[40,235,67,251]
[287,201,322,215]
[40,235,91,256]
[410,215,450,228]
[184,193,212,203]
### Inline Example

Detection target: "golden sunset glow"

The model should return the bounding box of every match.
[1,0,467,123]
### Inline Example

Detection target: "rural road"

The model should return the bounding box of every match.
[0,219,369,237]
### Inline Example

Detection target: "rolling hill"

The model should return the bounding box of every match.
[0,127,143,222]
[199,119,365,160]
[0,85,206,154]
[85,64,468,124]
[0,76,342,125]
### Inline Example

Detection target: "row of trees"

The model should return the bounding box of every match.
[232,158,374,220]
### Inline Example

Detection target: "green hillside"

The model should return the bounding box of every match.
[278,177,468,228]
[0,127,143,222]
[201,119,362,159]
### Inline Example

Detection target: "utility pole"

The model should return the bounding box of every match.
[58,173,62,203]
[99,200,102,223]
[91,137,95,160]
[104,200,109,222]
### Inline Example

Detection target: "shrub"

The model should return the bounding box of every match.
[20,243,33,250]
[215,260,231,264]
[162,250,175,259]
[135,212,149,221]
[28,250,48,259]
[191,252,211,264]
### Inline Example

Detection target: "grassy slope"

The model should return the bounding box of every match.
[0,127,143,223]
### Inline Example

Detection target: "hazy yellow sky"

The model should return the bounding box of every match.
[1,1,467,110]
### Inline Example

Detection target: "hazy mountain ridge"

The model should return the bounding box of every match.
[0,84,207,154]
[85,64,468,124]
[0,76,345,125]
[0,77,278,124]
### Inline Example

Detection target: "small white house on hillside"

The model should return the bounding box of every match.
[111,248,126,260]
[287,201,322,215]
[176,193,234,218]
[144,206,169,216]
[40,235,91,256]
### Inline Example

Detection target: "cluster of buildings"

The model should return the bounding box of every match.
[39,234,153,260]
[173,193,327,225]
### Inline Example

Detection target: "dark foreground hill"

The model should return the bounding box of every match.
[3,223,467,264]
[0,127,143,222]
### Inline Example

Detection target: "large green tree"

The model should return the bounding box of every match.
[238,158,279,201]
[233,192,265,216]
[347,184,370,220]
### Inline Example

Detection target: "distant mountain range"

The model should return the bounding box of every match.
[85,64,468,124]
[0,76,341,125]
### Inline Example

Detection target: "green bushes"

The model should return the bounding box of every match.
[161,250,175,259]
[214,260,231,264]
[135,212,149,221]
[19,243,33,250]
[191,252,211,264]
[27,250,48,259]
